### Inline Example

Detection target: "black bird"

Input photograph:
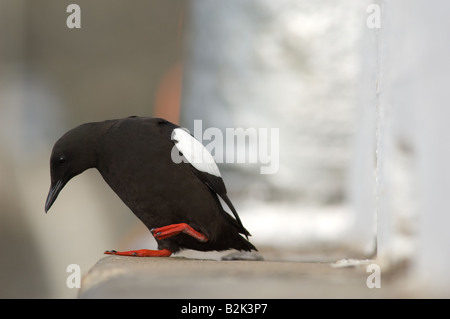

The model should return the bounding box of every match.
[45,116,256,257]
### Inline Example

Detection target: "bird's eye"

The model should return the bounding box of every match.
[58,156,66,164]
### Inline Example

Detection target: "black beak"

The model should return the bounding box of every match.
[45,179,65,213]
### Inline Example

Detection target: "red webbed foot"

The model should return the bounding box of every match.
[104,248,172,257]
[151,223,208,242]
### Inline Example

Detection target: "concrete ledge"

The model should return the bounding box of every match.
[78,254,411,298]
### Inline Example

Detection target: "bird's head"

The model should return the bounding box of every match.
[45,123,100,213]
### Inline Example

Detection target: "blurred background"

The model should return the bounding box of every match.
[1,0,449,298]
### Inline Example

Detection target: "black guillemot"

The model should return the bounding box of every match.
[45,116,256,257]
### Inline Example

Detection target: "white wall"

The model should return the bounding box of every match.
[182,0,368,256]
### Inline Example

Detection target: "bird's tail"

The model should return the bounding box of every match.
[235,234,258,252]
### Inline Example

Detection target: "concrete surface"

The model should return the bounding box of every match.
[78,248,419,299]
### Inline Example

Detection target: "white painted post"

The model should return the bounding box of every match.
[372,0,450,293]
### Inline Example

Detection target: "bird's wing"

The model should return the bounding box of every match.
[171,128,249,236]
[171,127,221,178]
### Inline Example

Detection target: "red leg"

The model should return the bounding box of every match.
[151,223,208,242]
[104,249,172,257]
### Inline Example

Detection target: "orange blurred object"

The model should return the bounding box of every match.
[153,61,183,125]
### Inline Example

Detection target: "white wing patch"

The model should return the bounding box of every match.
[171,128,221,177]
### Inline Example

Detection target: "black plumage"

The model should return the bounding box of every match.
[45,116,256,256]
